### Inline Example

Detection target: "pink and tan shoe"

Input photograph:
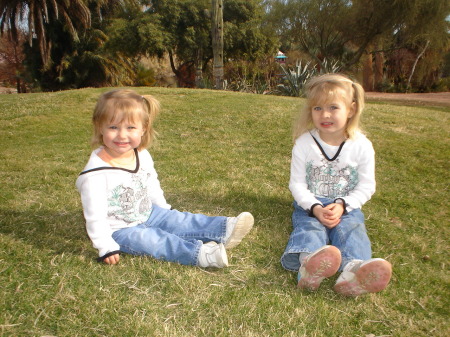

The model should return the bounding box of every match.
[334,258,392,296]
[297,245,342,291]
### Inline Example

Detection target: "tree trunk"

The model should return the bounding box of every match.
[362,51,374,92]
[195,48,204,88]
[211,0,224,90]
[168,49,179,77]
[407,40,430,92]
[374,42,384,91]
[16,78,21,93]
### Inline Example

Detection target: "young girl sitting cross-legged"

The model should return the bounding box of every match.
[280,74,392,296]
[76,89,254,268]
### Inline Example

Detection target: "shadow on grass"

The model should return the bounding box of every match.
[166,190,293,218]
[0,190,293,263]
[0,208,92,257]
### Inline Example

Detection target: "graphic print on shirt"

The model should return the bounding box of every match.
[107,171,152,223]
[306,157,359,198]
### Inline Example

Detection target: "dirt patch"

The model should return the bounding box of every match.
[0,86,18,94]
[365,92,450,107]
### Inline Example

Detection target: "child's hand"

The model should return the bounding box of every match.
[103,253,120,265]
[313,203,344,228]
[324,203,345,227]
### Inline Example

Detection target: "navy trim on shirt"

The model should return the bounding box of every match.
[310,133,346,162]
[79,148,140,176]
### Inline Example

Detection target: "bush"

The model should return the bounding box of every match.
[275,58,343,97]
[430,77,450,92]
[135,64,156,86]
[224,59,279,94]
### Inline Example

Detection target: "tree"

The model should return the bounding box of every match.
[264,0,417,67]
[0,29,26,92]
[151,0,211,87]
[18,0,143,91]
[384,0,449,91]
[264,0,449,91]
[106,0,277,88]
[102,0,211,87]
[223,0,277,61]
[263,0,352,63]
[0,0,91,67]
[0,1,144,90]
[211,0,224,89]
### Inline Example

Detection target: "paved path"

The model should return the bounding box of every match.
[365,92,450,107]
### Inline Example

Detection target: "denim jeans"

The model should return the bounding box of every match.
[112,205,227,266]
[281,198,372,272]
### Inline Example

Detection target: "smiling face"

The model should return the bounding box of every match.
[92,90,158,152]
[101,115,144,158]
[310,88,355,145]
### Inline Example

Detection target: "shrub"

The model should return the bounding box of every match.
[224,59,279,94]
[135,64,156,86]
[275,58,343,97]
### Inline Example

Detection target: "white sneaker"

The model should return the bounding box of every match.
[334,258,392,296]
[198,242,228,268]
[224,212,254,249]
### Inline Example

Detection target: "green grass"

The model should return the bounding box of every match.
[0,87,448,337]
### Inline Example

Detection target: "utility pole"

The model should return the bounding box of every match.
[211,0,224,90]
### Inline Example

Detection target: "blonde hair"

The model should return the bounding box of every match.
[293,73,365,141]
[91,89,160,150]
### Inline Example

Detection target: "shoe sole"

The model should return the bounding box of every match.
[218,243,229,267]
[334,259,392,296]
[298,245,341,291]
[224,212,254,249]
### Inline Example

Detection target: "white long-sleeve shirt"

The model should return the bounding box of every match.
[76,148,171,257]
[289,130,375,213]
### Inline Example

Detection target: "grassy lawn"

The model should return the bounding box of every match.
[0,87,448,336]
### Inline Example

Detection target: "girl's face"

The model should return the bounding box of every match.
[101,114,144,158]
[310,91,355,145]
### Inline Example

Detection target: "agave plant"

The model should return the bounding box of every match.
[276,58,343,97]
[317,58,343,74]
[276,60,317,97]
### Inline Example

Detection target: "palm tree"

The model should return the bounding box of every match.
[0,0,91,66]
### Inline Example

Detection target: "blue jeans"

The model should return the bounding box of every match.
[112,205,227,266]
[281,198,372,272]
